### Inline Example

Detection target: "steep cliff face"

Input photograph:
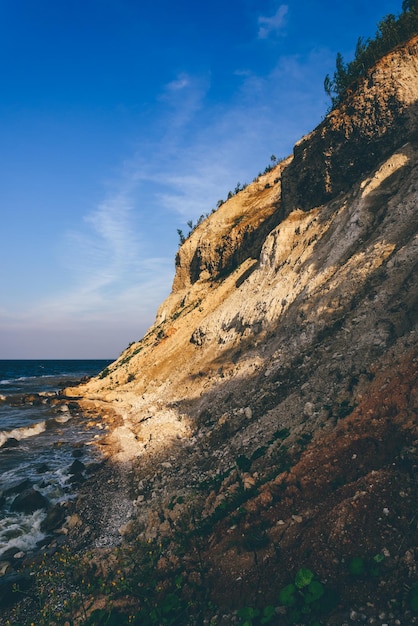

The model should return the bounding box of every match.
[172,158,290,293]
[282,35,418,213]
[66,37,418,623]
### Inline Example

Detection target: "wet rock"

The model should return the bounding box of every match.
[11,488,49,514]
[3,479,32,497]
[40,503,66,533]
[85,460,105,475]
[2,438,19,449]
[69,473,86,486]
[69,459,85,475]
[23,394,43,406]
[0,547,21,561]
[36,463,50,474]
[0,561,11,576]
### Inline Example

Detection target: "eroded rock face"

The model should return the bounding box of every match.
[281,36,418,213]
[167,38,418,304]
[69,37,418,420]
[172,158,290,292]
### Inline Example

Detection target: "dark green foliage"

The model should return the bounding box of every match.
[348,556,366,576]
[325,4,418,106]
[98,367,110,379]
[237,604,276,625]
[278,569,337,625]
[348,553,386,578]
[336,399,355,419]
[177,228,186,245]
[409,581,418,612]
[273,427,290,440]
[236,454,252,472]
[294,567,314,589]
[251,445,268,461]
[177,213,210,246]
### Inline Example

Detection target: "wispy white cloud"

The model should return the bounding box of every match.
[165,73,190,92]
[0,45,333,358]
[141,49,330,224]
[258,4,288,39]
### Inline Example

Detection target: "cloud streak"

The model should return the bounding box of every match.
[258,4,288,39]
[0,30,332,357]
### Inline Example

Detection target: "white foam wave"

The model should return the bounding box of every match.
[0,421,46,447]
[0,509,46,557]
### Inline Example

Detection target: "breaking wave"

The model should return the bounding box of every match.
[0,421,46,448]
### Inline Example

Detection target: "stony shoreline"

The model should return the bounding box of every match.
[0,390,135,622]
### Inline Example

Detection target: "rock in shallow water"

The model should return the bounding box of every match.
[69,459,85,475]
[4,479,32,497]
[1,438,20,449]
[11,488,49,514]
[40,503,66,533]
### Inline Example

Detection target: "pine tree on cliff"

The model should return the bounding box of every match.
[325,2,418,106]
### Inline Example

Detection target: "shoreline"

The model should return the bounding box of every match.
[0,389,137,622]
[0,457,135,624]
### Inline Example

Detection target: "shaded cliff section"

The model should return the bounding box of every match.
[282,35,418,213]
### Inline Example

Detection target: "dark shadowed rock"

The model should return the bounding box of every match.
[1,438,19,449]
[3,479,32,497]
[11,489,49,514]
[69,459,85,475]
[36,463,50,474]
[0,546,21,560]
[40,503,66,533]
[0,571,31,607]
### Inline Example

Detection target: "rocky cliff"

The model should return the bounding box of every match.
[65,36,418,625]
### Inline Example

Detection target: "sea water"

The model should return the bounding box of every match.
[0,360,111,559]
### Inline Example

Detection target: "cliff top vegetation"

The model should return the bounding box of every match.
[324,0,418,106]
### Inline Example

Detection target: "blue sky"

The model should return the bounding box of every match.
[0,0,404,359]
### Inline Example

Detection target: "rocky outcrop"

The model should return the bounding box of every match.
[281,35,418,213]
[172,158,291,292]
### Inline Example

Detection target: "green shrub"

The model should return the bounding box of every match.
[278,568,337,624]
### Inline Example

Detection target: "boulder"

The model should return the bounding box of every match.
[3,479,32,498]
[36,463,50,474]
[40,504,66,533]
[1,438,19,449]
[11,489,49,514]
[69,459,85,475]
